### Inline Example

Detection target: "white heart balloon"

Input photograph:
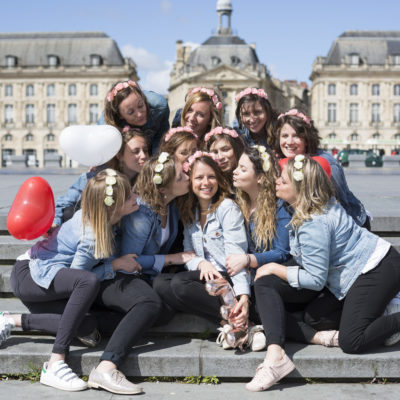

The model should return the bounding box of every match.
[60,125,122,166]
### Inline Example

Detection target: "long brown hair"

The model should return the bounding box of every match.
[177,155,232,225]
[235,147,278,250]
[81,169,130,258]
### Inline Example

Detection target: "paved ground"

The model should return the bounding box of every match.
[0,381,399,400]
[0,167,399,216]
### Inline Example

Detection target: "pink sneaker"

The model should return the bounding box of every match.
[246,354,295,392]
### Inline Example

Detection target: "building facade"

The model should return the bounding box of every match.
[310,31,400,154]
[168,0,308,126]
[0,32,137,168]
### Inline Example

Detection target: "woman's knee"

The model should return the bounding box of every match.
[170,272,199,301]
[338,332,363,354]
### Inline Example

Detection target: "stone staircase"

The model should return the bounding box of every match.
[1,213,400,379]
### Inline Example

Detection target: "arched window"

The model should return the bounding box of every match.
[350,84,358,96]
[68,84,77,96]
[394,84,400,96]
[90,84,98,96]
[350,133,359,142]
[5,85,13,97]
[46,133,55,142]
[328,132,336,139]
[47,55,59,67]
[211,56,221,66]
[349,53,360,65]
[372,133,380,140]
[372,84,380,96]
[25,133,34,142]
[47,84,56,97]
[26,84,34,97]
[90,54,102,66]
[4,133,12,142]
[231,56,241,66]
[5,55,17,67]
[328,84,336,95]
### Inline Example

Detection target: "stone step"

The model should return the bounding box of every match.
[1,334,399,379]
[0,236,36,261]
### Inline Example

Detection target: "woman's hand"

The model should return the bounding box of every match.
[226,254,248,276]
[254,262,287,282]
[112,254,141,273]
[230,295,249,327]
[164,251,196,266]
[198,261,222,281]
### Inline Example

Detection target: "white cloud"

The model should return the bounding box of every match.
[121,45,172,94]
[160,0,172,14]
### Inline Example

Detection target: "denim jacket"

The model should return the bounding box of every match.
[247,200,291,268]
[236,126,269,148]
[98,90,169,154]
[183,198,250,296]
[120,198,180,276]
[286,199,378,300]
[29,210,114,289]
[316,150,367,226]
[53,165,106,226]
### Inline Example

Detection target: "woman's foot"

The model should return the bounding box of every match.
[40,360,87,391]
[248,325,266,352]
[311,330,339,347]
[77,328,101,348]
[246,353,295,392]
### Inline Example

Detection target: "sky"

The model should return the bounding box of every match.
[2,0,400,94]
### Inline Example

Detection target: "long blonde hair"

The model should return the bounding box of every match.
[134,154,176,216]
[81,169,131,259]
[177,155,231,226]
[235,147,278,250]
[286,157,334,228]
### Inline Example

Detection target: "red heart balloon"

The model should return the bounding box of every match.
[7,177,55,240]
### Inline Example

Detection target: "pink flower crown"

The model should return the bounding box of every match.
[164,126,198,142]
[188,87,223,110]
[204,126,239,142]
[235,87,268,103]
[107,80,138,102]
[278,109,311,126]
[183,151,220,173]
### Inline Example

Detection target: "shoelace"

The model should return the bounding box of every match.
[111,369,126,385]
[216,327,228,345]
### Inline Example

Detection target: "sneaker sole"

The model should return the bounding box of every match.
[88,380,143,395]
[40,377,87,392]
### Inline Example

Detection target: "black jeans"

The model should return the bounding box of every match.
[94,273,167,367]
[254,274,323,346]
[11,260,100,354]
[339,246,400,353]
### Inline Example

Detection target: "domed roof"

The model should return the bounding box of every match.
[217,0,232,11]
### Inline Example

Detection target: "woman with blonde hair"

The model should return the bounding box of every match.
[179,87,224,141]
[246,157,400,392]
[3,170,140,392]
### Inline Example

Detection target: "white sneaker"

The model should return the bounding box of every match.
[384,301,400,346]
[248,325,266,352]
[0,312,14,347]
[216,326,233,350]
[40,360,87,391]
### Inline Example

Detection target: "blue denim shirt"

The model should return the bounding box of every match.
[98,90,169,154]
[29,210,114,289]
[53,165,107,226]
[183,198,250,296]
[236,126,269,148]
[120,198,180,276]
[247,200,291,268]
[286,199,378,300]
[316,150,367,226]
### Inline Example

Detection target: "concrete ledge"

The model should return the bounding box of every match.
[0,237,36,260]
[1,335,399,378]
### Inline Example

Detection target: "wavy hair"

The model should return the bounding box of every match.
[274,113,321,158]
[285,157,334,228]
[159,129,198,159]
[104,82,149,131]
[235,147,278,250]
[177,155,232,225]
[235,94,278,147]
[81,169,130,259]
[134,154,176,216]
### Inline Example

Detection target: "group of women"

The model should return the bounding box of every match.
[1,81,399,395]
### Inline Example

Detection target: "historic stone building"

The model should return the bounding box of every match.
[0,32,137,168]
[168,0,308,126]
[310,31,400,154]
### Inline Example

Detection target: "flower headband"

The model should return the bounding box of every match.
[107,80,138,102]
[253,145,271,172]
[164,126,198,142]
[235,87,268,103]
[188,87,223,110]
[153,152,170,185]
[292,154,305,181]
[204,126,239,142]
[104,169,118,206]
[277,109,311,126]
[183,151,219,173]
